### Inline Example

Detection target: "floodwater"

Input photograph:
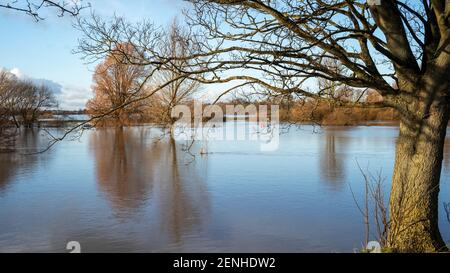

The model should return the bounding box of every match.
[0,124,449,252]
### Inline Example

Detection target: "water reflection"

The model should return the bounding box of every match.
[158,137,210,244]
[319,128,347,190]
[89,127,210,245]
[90,128,157,214]
[0,153,22,192]
[0,125,448,252]
[0,129,43,192]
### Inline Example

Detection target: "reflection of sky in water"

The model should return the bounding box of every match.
[0,125,449,252]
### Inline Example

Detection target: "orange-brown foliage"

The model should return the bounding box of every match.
[87,43,151,126]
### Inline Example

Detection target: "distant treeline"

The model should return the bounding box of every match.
[214,90,397,126]
[83,90,398,127]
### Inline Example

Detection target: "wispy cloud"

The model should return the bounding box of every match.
[57,84,91,110]
[9,67,63,94]
[2,67,90,110]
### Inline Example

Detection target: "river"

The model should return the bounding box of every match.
[0,124,449,252]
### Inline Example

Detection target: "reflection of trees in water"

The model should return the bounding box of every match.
[0,152,25,191]
[90,127,209,244]
[0,129,43,192]
[158,137,210,244]
[90,127,159,213]
[319,129,347,190]
[443,139,450,173]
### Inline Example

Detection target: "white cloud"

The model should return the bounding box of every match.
[7,67,63,94]
[1,67,91,110]
[57,85,92,110]
[9,68,24,78]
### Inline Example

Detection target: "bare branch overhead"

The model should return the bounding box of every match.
[0,0,89,20]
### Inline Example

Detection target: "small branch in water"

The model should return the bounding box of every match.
[444,202,450,223]
[350,161,389,250]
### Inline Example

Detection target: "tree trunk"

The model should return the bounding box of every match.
[388,99,449,252]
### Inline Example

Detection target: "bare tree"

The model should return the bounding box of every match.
[0,71,18,151]
[350,166,389,250]
[152,20,202,132]
[76,15,206,128]
[0,72,11,147]
[86,43,151,127]
[317,58,363,102]
[0,0,89,20]
[15,82,57,127]
[0,0,85,148]
[0,71,12,116]
[0,71,57,128]
[75,0,449,252]
[182,0,450,253]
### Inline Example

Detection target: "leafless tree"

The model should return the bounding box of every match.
[0,71,57,128]
[350,166,389,250]
[75,15,206,129]
[0,71,12,114]
[14,82,57,127]
[317,58,364,102]
[151,20,202,132]
[74,0,449,252]
[181,0,450,253]
[0,71,17,151]
[0,0,85,151]
[86,43,151,127]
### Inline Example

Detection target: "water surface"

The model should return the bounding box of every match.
[0,125,449,252]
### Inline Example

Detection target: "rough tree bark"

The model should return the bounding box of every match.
[389,99,449,252]
[371,1,450,252]
[386,51,450,251]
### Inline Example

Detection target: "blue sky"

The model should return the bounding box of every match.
[0,0,186,109]
[0,1,400,110]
